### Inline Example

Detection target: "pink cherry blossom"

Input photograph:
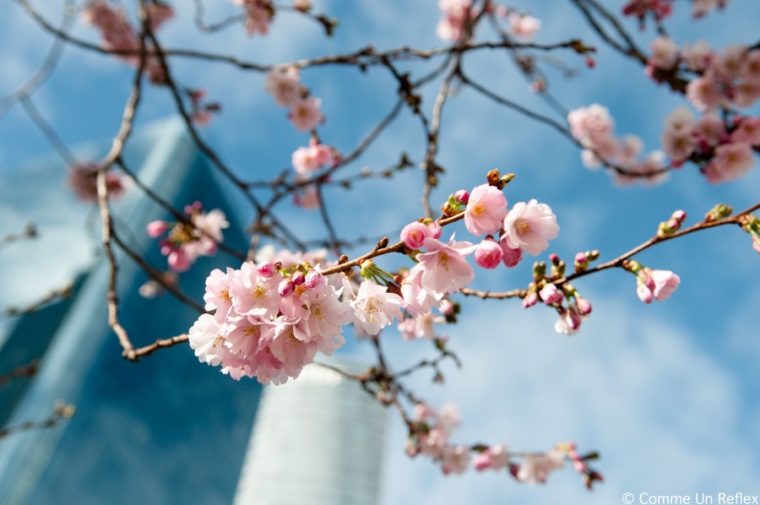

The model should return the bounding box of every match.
[228,262,281,318]
[68,162,127,202]
[681,41,713,72]
[502,199,559,256]
[687,76,722,112]
[694,114,725,146]
[515,451,565,484]
[204,267,234,321]
[151,205,229,272]
[416,238,475,295]
[289,96,324,131]
[437,0,475,42]
[473,239,502,269]
[291,140,335,175]
[508,13,541,40]
[266,66,304,107]
[400,265,441,317]
[293,184,321,209]
[650,269,681,300]
[649,36,679,70]
[473,445,509,472]
[398,311,441,340]
[235,0,275,36]
[350,280,404,335]
[731,117,760,145]
[704,142,755,183]
[441,445,471,475]
[189,313,232,367]
[464,184,508,236]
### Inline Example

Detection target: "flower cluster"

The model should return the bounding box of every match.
[265,66,324,132]
[649,41,760,111]
[234,0,275,36]
[623,260,681,304]
[407,403,471,475]
[147,202,229,272]
[190,259,349,384]
[622,0,673,24]
[568,104,668,184]
[67,162,127,202]
[81,0,174,83]
[623,0,728,23]
[661,107,757,183]
[522,254,593,336]
[407,403,603,486]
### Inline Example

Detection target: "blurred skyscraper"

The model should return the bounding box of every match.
[0,120,386,504]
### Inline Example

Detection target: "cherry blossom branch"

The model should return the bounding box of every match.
[15,0,588,73]
[0,223,38,252]
[463,201,760,300]
[1,282,74,320]
[0,360,39,387]
[0,402,76,440]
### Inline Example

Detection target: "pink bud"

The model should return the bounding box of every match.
[576,296,593,315]
[291,271,305,285]
[500,237,523,268]
[256,261,276,277]
[565,309,582,331]
[522,291,538,308]
[278,279,294,297]
[305,270,322,288]
[454,189,469,203]
[575,252,587,264]
[146,220,168,238]
[672,210,686,223]
[539,283,563,305]
[400,221,432,250]
[473,453,493,472]
[474,240,503,269]
[167,250,190,272]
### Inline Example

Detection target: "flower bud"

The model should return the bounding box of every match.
[146,220,168,238]
[704,203,732,222]
[576,296,592,315]
[291,271,305,285]
[539,283,563,305]
[522,290,538,308]
[304,270,322,288]
[474,239,503,269]
[278,279,294,297]
[256,261,276,277]
[454,189,469,204]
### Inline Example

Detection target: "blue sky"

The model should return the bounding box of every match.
[1,1,760,504]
